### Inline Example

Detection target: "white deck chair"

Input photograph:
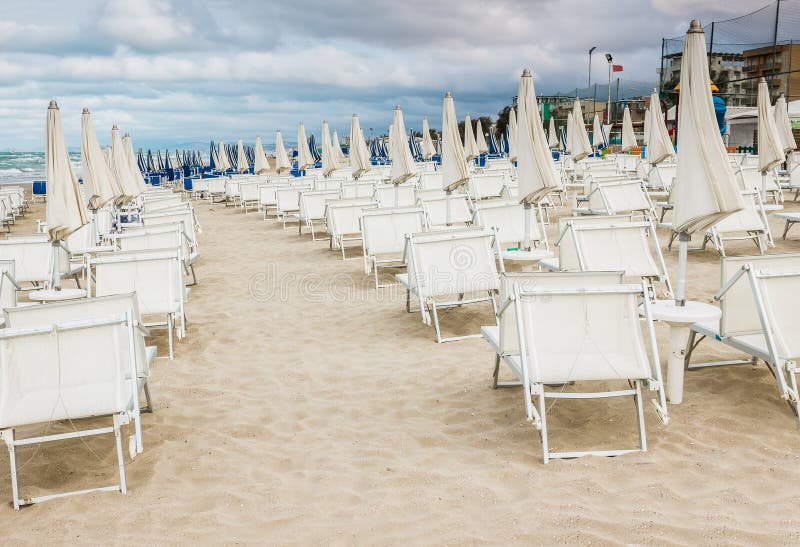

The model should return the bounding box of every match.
[141,208,200,256]
[538,214,637,273]
[466,173,506,201]
[191,177,210,199]
[88,248,185,359]
[396,228,502,343]
[702,191,770,256]
[417,172,444,190]
[512,282,662,463]
[297,190,341,239]
[314,178,344,191]
[420,194,473,229]
[225,179,240,205]
[472,200,549,259]
[361,207,427,288]
[207,177,226,202]
[686,253,800,424]
[0,238,81,289]
[584,181,654,219]
[737,167,782,204]
[0,312,145,508]
[276,185,312,229]
[325,199,378,259]
[341,182,377,199]
[0,260,18,325]
[374,184,416,208]
[114,223,198,285]
[237,182,261,213]
[649,164,676,192]
[259,183,288,219]
[555,220,672,298]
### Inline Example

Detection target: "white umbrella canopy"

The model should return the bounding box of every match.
[672,20,743,236]
[321,120,343,176]
[210,141,221,170]
[332,129,348,164]
[516,68,561,204]
[123,134,148,194]
[236,139,248,173]
[643,108,650,145]
[508,108,518,161]
[566,111,574,154]
[621,106,637,152]
[646,90,674,165]
[421,116,435,160]
[110,125,138,202]
[774,94,797,153]
[46,100,89,241]
[441,92,470,191]
[463,114,479,161]
[570,99,593,161]
[757,78,785,173]
[349,114,371,177]
[389,106,418,184]
[474,119,489,155]
[80,108,118,209]
[274,130,292,174]
[296,123,314,170]
[217,140,232,171]
[254,136,271,174]
[592,114,603,149]
[547,116,558,148]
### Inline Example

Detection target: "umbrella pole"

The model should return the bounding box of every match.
[523,202,532,251]
[445,190,452,226]
[51,240,62,291]
[675,231,689,306]
[761,170,767,204]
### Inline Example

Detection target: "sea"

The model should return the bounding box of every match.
[0,151,82,185]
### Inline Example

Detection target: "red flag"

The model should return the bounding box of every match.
[612,64,624,72]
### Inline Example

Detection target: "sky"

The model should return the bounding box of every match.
[0,0,767,150]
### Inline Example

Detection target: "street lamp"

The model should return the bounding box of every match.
[605,53,613,123]
[588,46,597,123]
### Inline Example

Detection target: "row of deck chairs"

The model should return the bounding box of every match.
[0,186,201,508]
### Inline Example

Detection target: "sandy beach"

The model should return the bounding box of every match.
[2,193,800,544]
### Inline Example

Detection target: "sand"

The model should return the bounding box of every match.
[2,191,800,544]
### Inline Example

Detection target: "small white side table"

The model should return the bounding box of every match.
[644,299,721,404]
[500,249,554,272]
[28,288,87,302]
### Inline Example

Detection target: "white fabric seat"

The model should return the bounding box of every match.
[361,207,427,288]
[702,191,770,256]
[297,190,340,239]
[325,199,377,259]
[420,194,473,228]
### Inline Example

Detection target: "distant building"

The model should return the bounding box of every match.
[742,42,800,101]
[659,52,747,106]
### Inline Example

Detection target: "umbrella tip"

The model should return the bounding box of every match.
[82,107,89,114]
[444,91,452,98]
[688,19,703,33]
[353,113,358,117]
[522,68,531,77]
[48,100,58,109]
[112,124,118,130]
[395,105,401,110]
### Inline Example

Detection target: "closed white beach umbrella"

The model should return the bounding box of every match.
[254,136,271,174]
[80,108,118,209]
[441,92,470,191]
[474,119,489,155]
[110,125,137,202]
[672,20,744,303]
[570,99,593,161]
[421,116,435,160]
[516,68,561,205]
[349,114,371,177]
[757,78,785,173]
[217,140,232,171]
[774,94,797,153]
[646,90,674,165]
[508,108,518,161]
[643,108,650,146]
[123,134,148,193]
[547,116,558,148]
[236,139,248,173]
[46,100,89,241]
[296,122,314,170]
[592,114,603,149]
[463,114,479,161]
[321,120,342,176]
[389,106,417,184]
[274,130,292,174]
[621,106,637,152]
[332,129,348,164]
[566,111,574,154]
